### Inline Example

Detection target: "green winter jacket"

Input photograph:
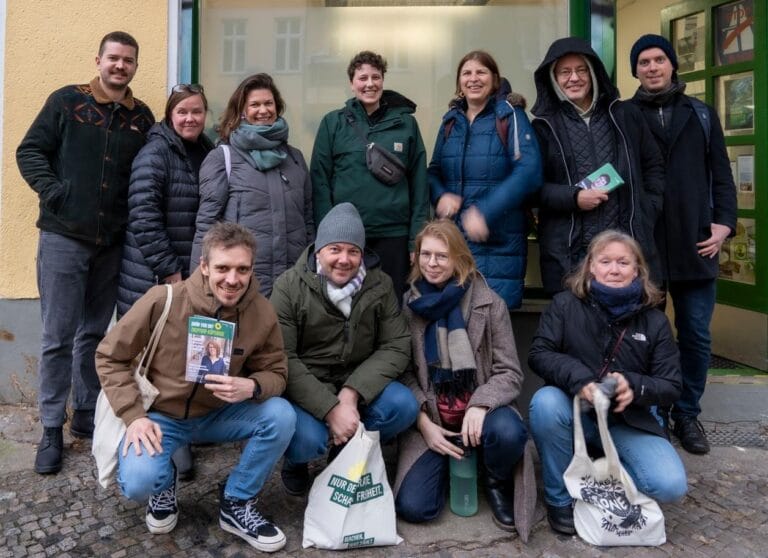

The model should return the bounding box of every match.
[310,91,429,249]
[270,245,411,420]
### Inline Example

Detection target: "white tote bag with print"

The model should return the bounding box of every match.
[302,424,402,550]
[563,389,666,546]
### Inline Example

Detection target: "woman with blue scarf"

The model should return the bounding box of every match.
[528,230,687,536]
[393,220,533,536]
[191,73,314,296]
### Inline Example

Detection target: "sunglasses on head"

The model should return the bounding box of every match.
[172,83,204,94]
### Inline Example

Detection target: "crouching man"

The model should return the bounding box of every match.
[270,202,419,495]
[96,223,295,553]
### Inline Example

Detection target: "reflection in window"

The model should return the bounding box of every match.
[222,19,246,74]
[275,17,303,72]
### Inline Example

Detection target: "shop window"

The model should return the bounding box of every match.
[275,17,303,73]
[222,19,246,74]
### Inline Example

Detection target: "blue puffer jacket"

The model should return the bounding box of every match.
[428,85,542,308]
[117,122,213,317]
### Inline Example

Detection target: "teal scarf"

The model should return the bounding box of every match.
[229,118,289,171]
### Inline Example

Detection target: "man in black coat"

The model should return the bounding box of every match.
[629,34,737,455]
[16,31,154,474]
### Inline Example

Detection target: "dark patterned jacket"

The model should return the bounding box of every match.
[17,77,155,246]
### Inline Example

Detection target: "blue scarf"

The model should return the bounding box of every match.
[590,278,644,320]
[229,118,289,171]
[408,279,475,398]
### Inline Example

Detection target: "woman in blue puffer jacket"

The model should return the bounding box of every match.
[428,50,542,309]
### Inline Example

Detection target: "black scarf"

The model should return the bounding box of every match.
[590,278,644,320]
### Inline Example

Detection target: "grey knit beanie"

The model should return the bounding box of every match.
[314,202,366,252]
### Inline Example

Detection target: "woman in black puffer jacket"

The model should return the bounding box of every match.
[117,85,214,318]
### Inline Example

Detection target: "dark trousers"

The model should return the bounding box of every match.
[367,236,410,303]
[395,406,527,523]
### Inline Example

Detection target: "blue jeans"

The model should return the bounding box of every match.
[529,386,687,508]
[284,381,418,464]
[37,232,122,427]
[118,398,295,502]
[668,279,716,421]
[395,406,528,523]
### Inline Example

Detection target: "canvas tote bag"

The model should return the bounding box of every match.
[302,424,402,550]
[92,284,172,488]
[563,389,666,546]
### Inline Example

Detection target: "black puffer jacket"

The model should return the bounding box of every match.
[117,122,214,317]
[528,290,681,437]
[531,38,665,294]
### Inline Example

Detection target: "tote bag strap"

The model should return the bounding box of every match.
[593,388,623,476]
[136,284,173,378]
[571,395,590,459]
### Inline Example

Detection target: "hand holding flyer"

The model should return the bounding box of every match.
[575,162,625,192]
[186,316,236,383]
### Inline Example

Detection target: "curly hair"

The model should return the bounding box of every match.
[347,50,387,81]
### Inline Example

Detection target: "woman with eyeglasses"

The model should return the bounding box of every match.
[531,37,665,296]
[428,50,542,310]
[393,220,536,537]
[191,73,314,297]
[118,83,213,317]
[117,83,213,480]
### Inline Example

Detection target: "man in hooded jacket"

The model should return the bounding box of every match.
[531,37,665,295]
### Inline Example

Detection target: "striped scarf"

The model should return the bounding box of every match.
[317,257,366,317]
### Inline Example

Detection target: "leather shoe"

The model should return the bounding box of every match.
[172,444,195,481]
[35,427,63,474]
[484,476,515,531]
[70,409,95,439]
[673,416,710,454]
[547,503,576,535]
[281,461,310,496]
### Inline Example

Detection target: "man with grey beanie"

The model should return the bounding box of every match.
[270,202,418,496]
[629,34,736,456]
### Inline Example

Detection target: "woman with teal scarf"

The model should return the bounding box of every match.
[192,73,314,296]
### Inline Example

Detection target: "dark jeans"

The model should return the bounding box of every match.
[395,406,527,523]
[367,236,410,303]
[36,232,121,427]
[668,279,716,421]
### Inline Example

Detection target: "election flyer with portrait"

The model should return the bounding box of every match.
[185,316,236,383]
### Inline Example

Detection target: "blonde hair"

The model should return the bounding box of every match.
[409,219,477,287]
[565,229,662,306]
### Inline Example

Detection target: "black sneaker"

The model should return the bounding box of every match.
[34,427,63,474]
[280,461,310,497]
[546,503,576,535]
[219,487,286,552]
[70,409,95,439]
[146,471,179,534]
[673,416,711,454]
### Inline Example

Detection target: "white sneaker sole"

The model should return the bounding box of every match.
[146,508,179,534]
[219,516,287,552]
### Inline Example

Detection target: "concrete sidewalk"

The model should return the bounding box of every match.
[1,380,766,557]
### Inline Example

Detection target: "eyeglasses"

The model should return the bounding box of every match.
[418,251,450,264]
[556,67,589,79]
[172,83,205,94]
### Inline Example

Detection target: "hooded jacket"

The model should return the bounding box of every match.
[310,90,429,247]
[630,87,737,281]
[531,38,665,294]
[16,78,155,246]
[528,290,681,437]
[117,122,214,317]
[428,80,543,308]
[269,245,411,421]
[96,266,287,426]
[191,140,315,298]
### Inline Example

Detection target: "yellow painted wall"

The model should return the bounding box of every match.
[0,1,169,298]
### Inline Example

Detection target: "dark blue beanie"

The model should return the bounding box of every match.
[630,34,678,77]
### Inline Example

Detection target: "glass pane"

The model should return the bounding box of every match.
[727,145,755,210]
[686,79,705,102]
[720,218,756,285]
[714,0,754,66]
[199,0,569,157]
[672,12,705,73]
[716,71,754,136]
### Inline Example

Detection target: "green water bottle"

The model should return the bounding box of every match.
[449,443,478,517]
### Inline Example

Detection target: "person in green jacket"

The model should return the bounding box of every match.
[310,50,429,300]
[270,202,419,496]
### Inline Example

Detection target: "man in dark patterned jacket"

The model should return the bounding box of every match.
[17,31,155,474]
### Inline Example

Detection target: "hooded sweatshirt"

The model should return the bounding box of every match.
[531,37,665,294]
